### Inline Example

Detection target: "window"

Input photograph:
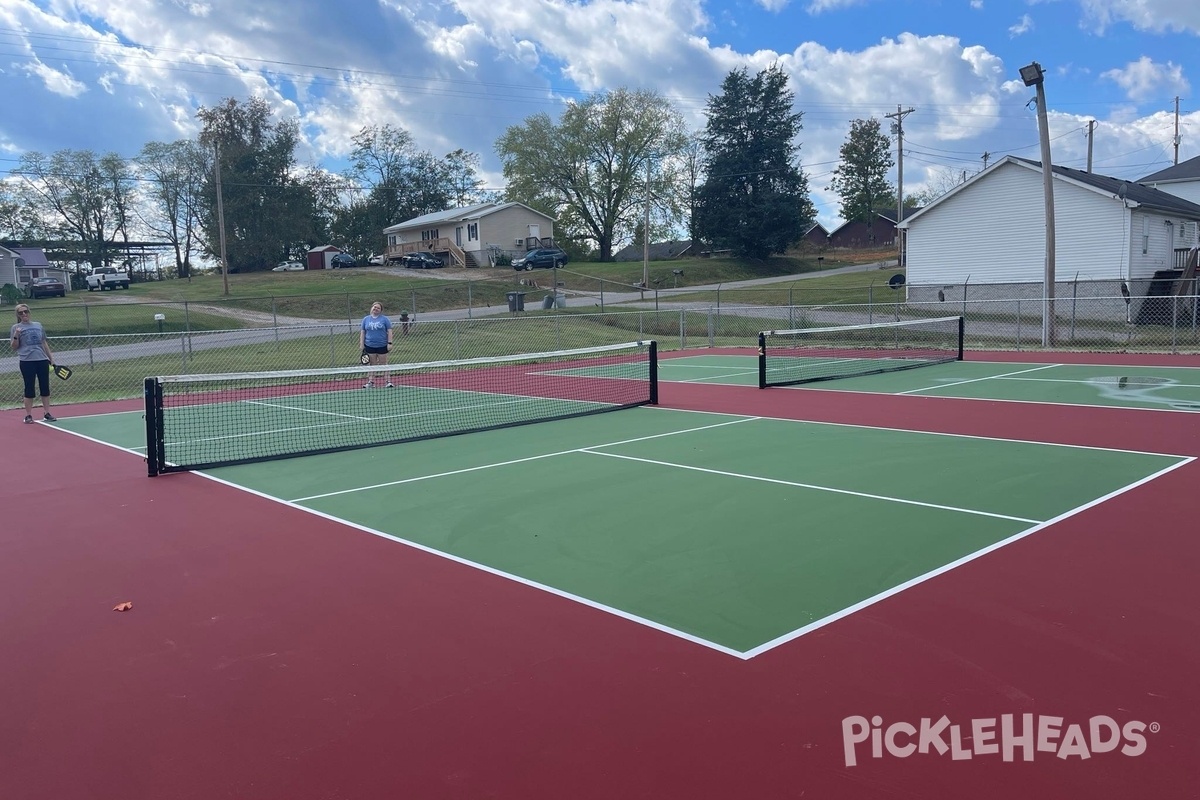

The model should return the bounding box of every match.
[1141,217,1149,255]
[467,223,478,241]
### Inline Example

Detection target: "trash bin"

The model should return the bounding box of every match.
[506,291,525,312]
[541,294,555,310]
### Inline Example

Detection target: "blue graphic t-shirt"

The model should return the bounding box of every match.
[361,314,392,348]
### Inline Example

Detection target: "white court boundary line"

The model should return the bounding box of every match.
[741,456,1194,658]
[44,408,1196,659]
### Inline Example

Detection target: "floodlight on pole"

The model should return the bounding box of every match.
[1021,61,1056,347]
[1019,63,1044,87]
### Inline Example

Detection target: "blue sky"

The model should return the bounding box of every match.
[1,0,1197,229]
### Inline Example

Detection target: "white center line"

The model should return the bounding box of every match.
[582,450,1042,523]
[898,363,1061,395]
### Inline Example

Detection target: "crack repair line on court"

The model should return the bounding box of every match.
[580,450,1043,523]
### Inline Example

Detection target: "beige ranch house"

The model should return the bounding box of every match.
[382,202,556,268]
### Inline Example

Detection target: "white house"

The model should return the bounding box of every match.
[0,245,70,298]
[1140,154,1200,206]
[898,156,1200,307]
[382,202,556,268]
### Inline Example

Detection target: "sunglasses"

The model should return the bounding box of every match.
[16,309,30,315]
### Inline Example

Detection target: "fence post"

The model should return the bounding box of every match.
[272,297,280,346]
[467,282,473,319]
[1070,276,1078,342]
[679,309,685,350]
[868,282,874,324]
[1172,298,1179,354]
[184,302,193,357]
[85,304,95,369]
[180,333,188,371]
[708,307,715,347]
[330,326,336,367]
[1016,299,1021,350]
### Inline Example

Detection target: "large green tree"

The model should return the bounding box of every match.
[695,66,814,260]
[135,140,207,279]
[496,87,687,261]
[13,149,136,270]
[337,125,489,258]
[196,97,311,272]
[828,118,895,238]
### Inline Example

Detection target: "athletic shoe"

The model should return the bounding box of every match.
[386,382,394,388]
[23,415,33,424]
[364,380,374,388]
[43,413,57,422]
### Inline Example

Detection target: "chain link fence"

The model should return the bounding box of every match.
[5,283,1198,408]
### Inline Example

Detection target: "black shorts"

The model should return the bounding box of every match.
[363,345,390,355]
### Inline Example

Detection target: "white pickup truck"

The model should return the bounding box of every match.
[86,266,131,291]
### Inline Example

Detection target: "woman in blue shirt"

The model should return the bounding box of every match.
[9,304,57,423]
[359,301,394,388]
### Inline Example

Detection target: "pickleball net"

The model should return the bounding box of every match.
[757,316,963,388]
[144,340,658,475]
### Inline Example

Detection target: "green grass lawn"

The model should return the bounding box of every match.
[13,249,896,337]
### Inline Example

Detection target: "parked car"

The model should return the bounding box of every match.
[331,253,356,269]
[85,266,130,291]
[403,251,444,269]
[511,247,568,271]
[29,277,66,298]
[272,261,305,272]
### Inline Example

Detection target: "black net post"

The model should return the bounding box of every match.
[757,332,768,389]
[143,377,163,477]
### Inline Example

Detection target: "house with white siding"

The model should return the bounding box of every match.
[1140,154,1200,206]
[898,157,1200,315]
[381,202,556,268]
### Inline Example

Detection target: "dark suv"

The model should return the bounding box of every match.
[512,247,567,271]
[331,252,356,268]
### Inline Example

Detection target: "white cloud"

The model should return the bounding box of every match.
[1009,14,1033,36]
[1102,56,1190,100]
[805,0,869,11]
[970,0,984,9]
[1079,1,1200,34]
[20,60,88,97]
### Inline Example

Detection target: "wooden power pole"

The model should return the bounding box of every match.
[886,105,915,263]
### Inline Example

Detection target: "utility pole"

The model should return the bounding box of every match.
[981,151,991,170]
[1020,61,1056,347]
[886,105,915,263]
[1174,97,1181,166]
[214,141,230,297]
[1086,120,1096,173]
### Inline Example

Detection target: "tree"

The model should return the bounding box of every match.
[196,97,310,272]
[695,66,814,260]
[135,140,207,279]
[828,118,895,241]
[0,181,43,241]
[496,87,687,261]
[14,149,136,270]
[341,125,490,258]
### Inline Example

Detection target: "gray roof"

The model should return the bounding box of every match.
[1139,154,1200,184]
[1011,157,1200,217]
[10,247,50,267]
[384,201,553,232]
